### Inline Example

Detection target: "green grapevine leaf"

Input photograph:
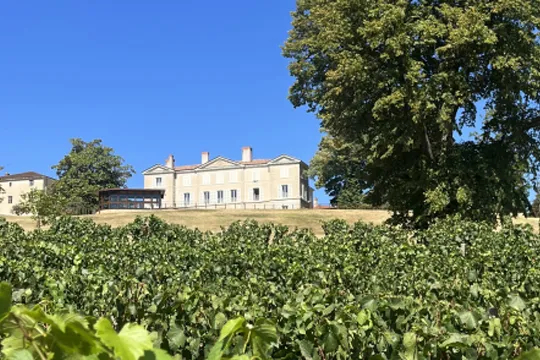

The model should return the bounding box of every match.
[213,312,227,330]
[142,349,173,360]
[357,310,373,330]
[95,318,156,360]
[322,304,335,316]
[440,333,472,348]
[251,319,278,359]
[509,294,527,311]
[218,317,246,342]
[167,323,186,351]
[516,349,540,360]
[459,311,478,330]
[207,340,225,360]
[6,349,33,360]
[0,282,12,321]
[488,318,501,338]
[401,332,417,360]
[322,323,340,353]
[297,339,314,360]
[1,329,26,359]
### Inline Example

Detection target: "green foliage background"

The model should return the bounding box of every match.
[10,189,66,228]
[0,280,273,360]
[2,216,540,358]
[52,138,135,212]
[284,0,540,227]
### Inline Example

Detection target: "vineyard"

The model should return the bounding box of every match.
[1,215,540,359]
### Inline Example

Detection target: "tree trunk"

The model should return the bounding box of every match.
[423,124,435,161]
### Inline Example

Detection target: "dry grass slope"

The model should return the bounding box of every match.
[4,210,538,235]
[2,209,391,236]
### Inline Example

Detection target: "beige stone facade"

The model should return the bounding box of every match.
[0,172,56,215]
[142,147,314,209]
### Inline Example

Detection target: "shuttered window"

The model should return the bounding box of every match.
[203,174,210,185]
[281,185,289,199]
[251,170,260,182]
[252,188,260,201]
[183,175,191,186]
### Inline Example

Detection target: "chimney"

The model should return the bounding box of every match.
[201,151,209,164]
[165,154,175,169]
[242,146,252,162]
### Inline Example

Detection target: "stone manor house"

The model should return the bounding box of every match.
[142,147,314,209]
[0,172,56,215]
[1,148,314,213]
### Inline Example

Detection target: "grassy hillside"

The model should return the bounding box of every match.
[2,209,391,235]
[4,209,538,235]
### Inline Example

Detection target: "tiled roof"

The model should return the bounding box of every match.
[240,159,271,165]
[0,171,54,182]
[174,159,271,171]
[175,165,199,171]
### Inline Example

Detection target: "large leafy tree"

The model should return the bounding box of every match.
[284,0,540,227]
[308,135,367,207]
[53,139,135,212]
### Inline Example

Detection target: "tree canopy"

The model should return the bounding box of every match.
[284,0,540,226]
[308,136,367,207]
[52,139,135,212]
[11,188,66,228]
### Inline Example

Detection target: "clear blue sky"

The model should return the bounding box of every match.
[0,1,331,203]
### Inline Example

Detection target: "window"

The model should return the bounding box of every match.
[302,184,307,200]
[9,182,12,187]
[281,185,289,199]
[216,173,224,184]
[203,174,210,185]
[183,175,191,187]
[280,167,289,178]
[184,193,190,206]
[253,188,260,201]
[251,169,260,182]
[282,205,289,210]
[229,171,238,183]
[230,190,237,203]
[217,190,224,203]
[204,191,210,205]
[8,196,12,204]
[29,180,34,186]
[155,177,162,187]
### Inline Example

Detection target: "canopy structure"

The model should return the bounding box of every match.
[98,188,165,210]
